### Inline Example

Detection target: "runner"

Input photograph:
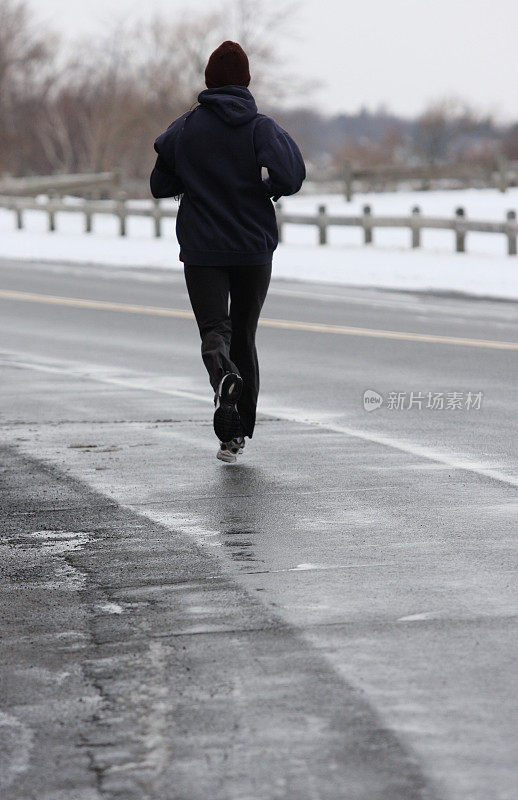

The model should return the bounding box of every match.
[150,40,305,461]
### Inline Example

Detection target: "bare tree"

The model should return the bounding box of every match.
[503,123,518,161]
[0,0,56,173]
[135,10,225,115]
[414,99,459,165]
[413,98,495,166]
[0,0,306,179]
[135,0,304,107]
[225,0,305,101]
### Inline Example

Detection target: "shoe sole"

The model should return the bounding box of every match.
[216,448,237,463]
[216,437,245,463]
[214,374,243,442]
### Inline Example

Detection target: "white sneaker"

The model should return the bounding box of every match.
[216,436,245,463]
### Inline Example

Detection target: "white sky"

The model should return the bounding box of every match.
[31,0,518,119]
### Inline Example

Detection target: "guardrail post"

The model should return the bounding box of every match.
[117,192,127,236]
[506,210,517,255]
[455,207,466,252]
[344,160,353,202]
[14,204,23,230]
[153,198,162,238]
[113,168,122,199]
[362,205,373,244]
[47,197,56,232]
[276,201,283,243]
[85,202,92,233]
[411,205,421,248]
[497,155,508,193]
[318,205,327,245]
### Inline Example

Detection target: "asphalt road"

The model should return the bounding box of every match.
[1,257,517,800]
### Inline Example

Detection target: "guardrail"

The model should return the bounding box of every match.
[1,195,517,256]
[341,159,518,201]
[0,172,120,198]
[276,202,518,255]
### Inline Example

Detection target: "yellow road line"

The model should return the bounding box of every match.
[0,289,194,320]
[1,288,517,351]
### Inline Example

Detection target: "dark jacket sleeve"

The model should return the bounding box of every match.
[150,118,186,199]
[254,116,306,201]
[150,154,185,199]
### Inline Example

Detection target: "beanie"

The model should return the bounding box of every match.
[204,41,251,89]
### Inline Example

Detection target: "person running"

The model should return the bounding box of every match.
[150,40,305,462]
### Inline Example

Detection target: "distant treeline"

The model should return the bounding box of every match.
[272,104,517,178]
[1,0,517,182]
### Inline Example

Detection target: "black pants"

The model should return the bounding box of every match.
[184,263,272,439]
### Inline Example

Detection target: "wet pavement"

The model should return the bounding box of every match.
[1,448,435,800]
[1,258,517,800]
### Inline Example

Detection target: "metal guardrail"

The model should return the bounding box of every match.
[1,195,517,256]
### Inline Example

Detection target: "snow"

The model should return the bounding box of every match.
[1,187,517,300]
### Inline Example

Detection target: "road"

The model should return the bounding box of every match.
[0,257,517,800]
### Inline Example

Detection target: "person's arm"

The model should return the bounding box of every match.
[150,153,185,199]
[254,116,306,201]
[150,118,186,199]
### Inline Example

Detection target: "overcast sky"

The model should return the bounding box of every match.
[33,0,518,120]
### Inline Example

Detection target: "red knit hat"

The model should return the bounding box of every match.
[205,41,251,89]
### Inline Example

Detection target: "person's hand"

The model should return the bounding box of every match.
[262,177,280,202]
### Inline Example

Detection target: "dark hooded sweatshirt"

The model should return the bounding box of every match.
[150,85,306,266]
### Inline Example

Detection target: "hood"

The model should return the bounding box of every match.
[197,85,257,127]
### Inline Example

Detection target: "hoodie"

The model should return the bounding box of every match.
[150,85,306,266]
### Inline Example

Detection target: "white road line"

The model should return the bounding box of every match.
[397,612,443,622]
[2,350,517,488]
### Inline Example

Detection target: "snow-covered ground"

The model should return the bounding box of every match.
[1,188,517,299]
